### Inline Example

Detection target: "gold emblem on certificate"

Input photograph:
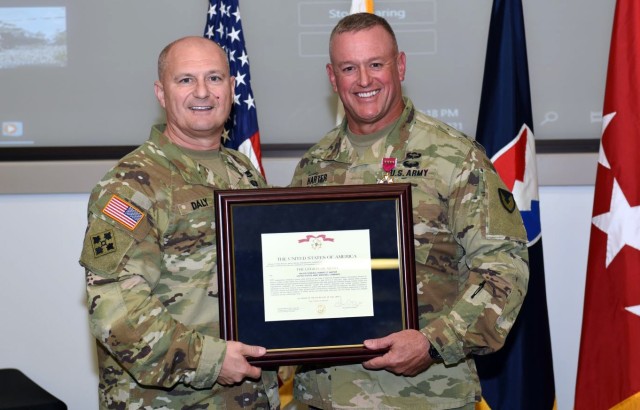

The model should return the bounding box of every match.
[298,234,334,250]
[377,157,397,184]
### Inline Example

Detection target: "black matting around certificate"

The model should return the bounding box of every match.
[232,199,402,348]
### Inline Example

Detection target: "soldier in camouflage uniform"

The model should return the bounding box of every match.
[289,14,529,410]
[79,37,279,409]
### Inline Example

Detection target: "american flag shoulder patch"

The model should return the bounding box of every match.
[102,195,145,231]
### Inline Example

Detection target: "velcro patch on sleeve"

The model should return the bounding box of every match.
[485,172,527,241]
[80,217,135,276]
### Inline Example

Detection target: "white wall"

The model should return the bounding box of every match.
[0,192,95,409]
[0,157,594,409]
[539,185,594,410]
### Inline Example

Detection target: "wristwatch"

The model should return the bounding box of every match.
[428,343,443,362]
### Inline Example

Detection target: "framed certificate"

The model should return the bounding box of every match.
[214,184,417,366]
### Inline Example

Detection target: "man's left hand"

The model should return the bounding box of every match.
[362,329,433,376]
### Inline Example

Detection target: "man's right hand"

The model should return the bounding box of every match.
[216,341,266,385]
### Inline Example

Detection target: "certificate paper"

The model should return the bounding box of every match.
[261,229,374,322]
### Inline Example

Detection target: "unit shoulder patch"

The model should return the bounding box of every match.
[80,217,136,276]
[91,230,116,257]
[498,188,516,213]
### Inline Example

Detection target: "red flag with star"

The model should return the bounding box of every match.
[575,0,640,408]
[204,0,264,176]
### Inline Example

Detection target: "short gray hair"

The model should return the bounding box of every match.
[329,13,398,56]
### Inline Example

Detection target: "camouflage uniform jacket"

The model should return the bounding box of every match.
[79,125,279,409]
[290,99,529,410]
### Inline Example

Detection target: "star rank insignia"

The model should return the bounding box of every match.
[91,230,116,257]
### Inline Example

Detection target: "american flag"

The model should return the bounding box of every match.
[102,195,144,230]
[204,0,264,176]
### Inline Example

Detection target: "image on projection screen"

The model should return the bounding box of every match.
[0,7,67,69]
[0,0,616,152]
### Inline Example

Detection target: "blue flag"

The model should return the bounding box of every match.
[204,0,264,175]
[474,0,556,409]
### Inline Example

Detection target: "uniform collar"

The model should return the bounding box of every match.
[149,124,249,188]
[317,97,415,164]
